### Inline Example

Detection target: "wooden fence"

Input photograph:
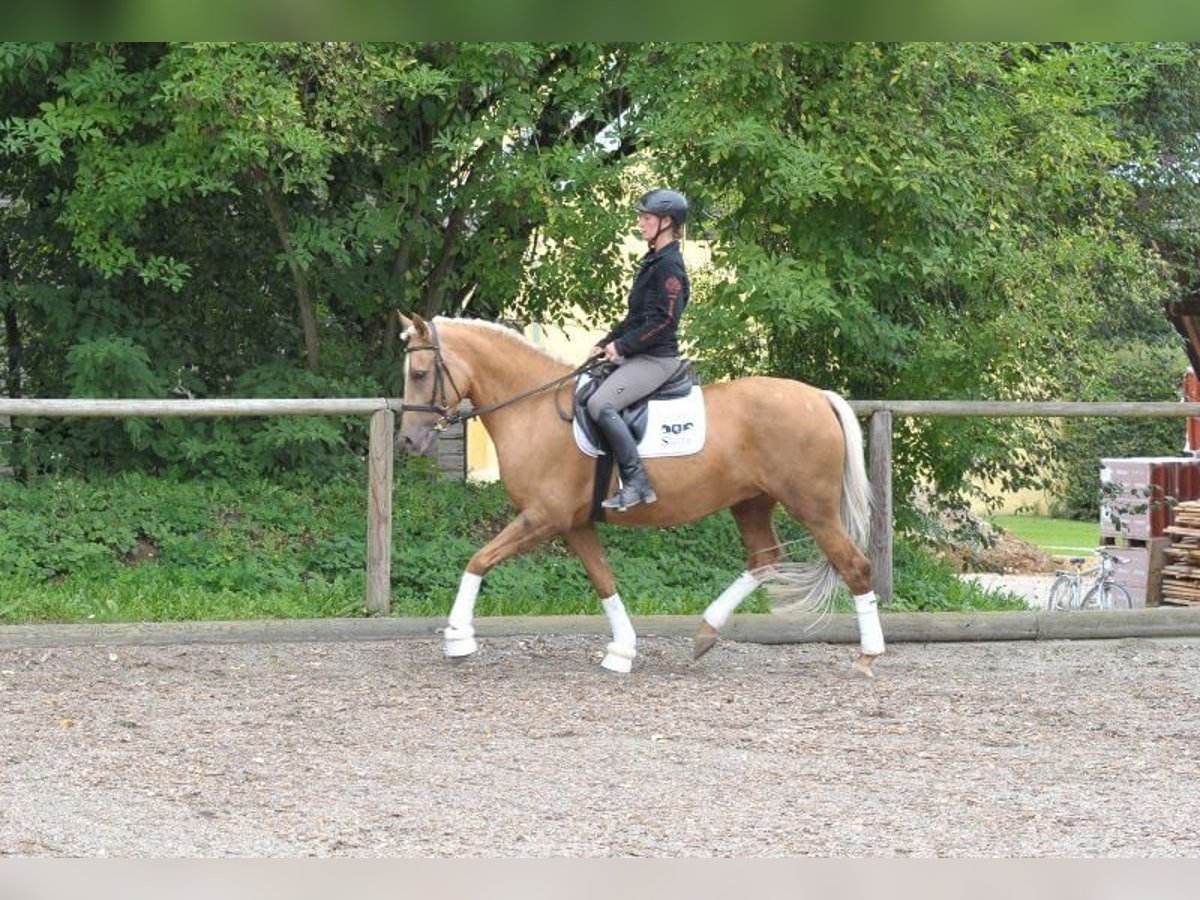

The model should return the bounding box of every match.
[850,400,1200,601]
[0,398,401,613]
[2,396,1198,611]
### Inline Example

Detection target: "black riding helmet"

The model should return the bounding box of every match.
[636,188,689,227]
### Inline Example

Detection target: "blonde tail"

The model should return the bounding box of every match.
[763,390,873,613]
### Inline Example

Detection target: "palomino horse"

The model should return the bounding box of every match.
[396,313,885,676]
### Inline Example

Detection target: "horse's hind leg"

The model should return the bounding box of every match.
[802,518,884,677]
[564,526,636,673]
[693,495,784,661]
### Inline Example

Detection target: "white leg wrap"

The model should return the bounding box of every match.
[600,593,636,674]
[854,591,885,656]
[444,572,482,658]
[703,571,761,630]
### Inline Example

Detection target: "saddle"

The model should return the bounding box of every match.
[573,360,705,522]
[573,360,699,449]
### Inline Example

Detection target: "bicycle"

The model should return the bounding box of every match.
[1046,548,1134,612]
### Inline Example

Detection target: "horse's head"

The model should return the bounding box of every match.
[396,311,470,456]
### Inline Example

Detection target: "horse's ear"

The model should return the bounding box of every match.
[396,311,429,342]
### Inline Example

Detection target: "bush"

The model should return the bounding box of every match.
[890,541,1026,612]
[0,466,1017,623]
[1050,341,1187,520]
[5,355,380,480]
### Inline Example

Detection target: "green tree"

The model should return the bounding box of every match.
[3,41,1196,503]
[1,42,647,474]
[1,42,641,373]
[628,42,1188,512]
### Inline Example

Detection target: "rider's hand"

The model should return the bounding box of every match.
[588,345,605,359]
[603,342,623,363]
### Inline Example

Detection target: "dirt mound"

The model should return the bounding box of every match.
[911,492,1057,575]
[937,528,1058,575]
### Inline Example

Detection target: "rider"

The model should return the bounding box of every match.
[587,188,691,512]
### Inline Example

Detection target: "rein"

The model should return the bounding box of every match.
[402,322,606,431]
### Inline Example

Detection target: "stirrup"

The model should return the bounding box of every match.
[601,483,657,512]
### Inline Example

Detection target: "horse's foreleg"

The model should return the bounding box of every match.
[694,496,783,661]
[444,571,482,658]
[564,526,636,674]
[693,572,760,660]
[443,511,560,660]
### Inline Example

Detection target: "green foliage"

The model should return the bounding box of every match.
[1050,340,1187,520]
[2,42,1198,515]
[6,358,376,479]
[0,473,365,591]
[66,336,165,398]
[636,43,1189,509]
[0,470,998,624]
[889,541,1028,613]
[0,42,640,379]
[1118,47,1200,308]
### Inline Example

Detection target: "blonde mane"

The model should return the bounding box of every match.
[435,316,574,368]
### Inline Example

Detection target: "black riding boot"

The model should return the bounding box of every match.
[594,407,657,511]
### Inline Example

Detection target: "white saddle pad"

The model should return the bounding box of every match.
[574,385,707,459]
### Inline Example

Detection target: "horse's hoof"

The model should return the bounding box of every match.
[601,641,635,674]
[692,622,718,660]
[852,653,880,678]
[443,634,478,659]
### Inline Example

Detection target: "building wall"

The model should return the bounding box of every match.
[967,484,1053,516]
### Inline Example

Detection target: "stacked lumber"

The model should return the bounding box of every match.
[1163,500,1200,605]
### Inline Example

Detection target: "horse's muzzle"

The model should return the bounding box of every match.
[397,426,438,457]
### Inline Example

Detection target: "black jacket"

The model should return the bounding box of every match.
[601,241,690,359]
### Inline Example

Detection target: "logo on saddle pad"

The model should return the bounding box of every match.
[573,376,707,459]
[660,419,696,445]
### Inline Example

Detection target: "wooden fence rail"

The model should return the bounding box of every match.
[0,397,401,614]
[0,398,395,417]
[3,397,1200,611]
[846,399,1200,601]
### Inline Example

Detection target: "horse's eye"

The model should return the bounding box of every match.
[410,369,428,381]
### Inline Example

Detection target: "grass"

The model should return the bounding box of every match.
[0,572,366,624]
[0,470,1029,624]
[988,514,1099,557]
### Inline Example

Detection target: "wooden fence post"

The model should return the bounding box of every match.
[868,410,894,603]
[366,407,394,614]
[436,419,467,480]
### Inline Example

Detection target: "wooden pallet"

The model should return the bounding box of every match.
[1172,500,1200,528]
[1161,594,1200,606]
[1162,509,1200,604]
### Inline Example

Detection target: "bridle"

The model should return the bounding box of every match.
[401,320,607,432]
[400,321,466,429]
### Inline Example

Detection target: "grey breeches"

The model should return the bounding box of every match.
[586,355,682,420]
